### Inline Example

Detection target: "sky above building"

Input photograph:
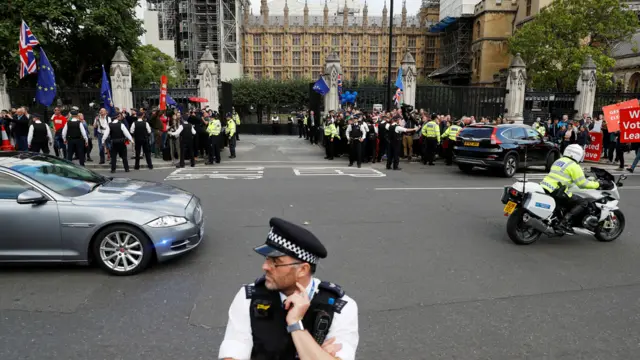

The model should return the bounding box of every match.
[251,0,424,16]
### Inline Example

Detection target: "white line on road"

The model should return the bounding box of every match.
[375,186,640,191]
[293,167,386,178]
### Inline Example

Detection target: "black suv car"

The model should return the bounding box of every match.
[453,124,561,177]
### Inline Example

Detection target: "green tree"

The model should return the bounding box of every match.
[130,45,186,88]
[508,0,639,91]
[230,78,309,110]
[0,0,144,87]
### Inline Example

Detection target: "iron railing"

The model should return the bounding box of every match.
[416,85,506,119]
[523,91,578,124]
[593,92,640,117]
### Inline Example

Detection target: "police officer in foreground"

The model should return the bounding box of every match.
[102,113,134,173]
[168,115,197,168]
[62,109,89,166]
[219,217,359,360]
[27,114,53,154]
[130,114,154,170]
[346,115,366,168]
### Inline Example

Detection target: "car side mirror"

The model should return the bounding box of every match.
[17,190,47,205]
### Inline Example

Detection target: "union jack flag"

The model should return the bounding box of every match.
[19,20,40,79]
[393,88,403,106]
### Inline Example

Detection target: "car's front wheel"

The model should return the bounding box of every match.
[93,225,154,276]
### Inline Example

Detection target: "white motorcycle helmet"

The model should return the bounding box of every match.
[563,144,585,163]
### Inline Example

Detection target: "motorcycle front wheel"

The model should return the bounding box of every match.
[595,210,625,242]
[506,208,542,245]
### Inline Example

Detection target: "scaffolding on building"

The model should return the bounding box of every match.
[428,16,472,85]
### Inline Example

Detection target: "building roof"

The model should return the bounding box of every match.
[247,14,426,27]
[267,0,363,15]
[612,31,640,58]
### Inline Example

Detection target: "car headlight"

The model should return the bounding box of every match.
[146,216,188,228]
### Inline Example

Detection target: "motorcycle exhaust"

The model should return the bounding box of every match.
[522,214,555,235]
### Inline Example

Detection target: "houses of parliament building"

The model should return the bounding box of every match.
[242,0,441,83]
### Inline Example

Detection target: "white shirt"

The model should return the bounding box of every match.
[61,119,88,142]
[345,123,367,141]
[27,121,53,146]
[102,120,134,145]
[169,123,197,137]
[218,277,359,360]
[94,115,111,134]
[385,123,411,133]
[130,119,152,135]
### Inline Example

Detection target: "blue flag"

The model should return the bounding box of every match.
[395,67,404,91]
[166,94,177,107]
[312,76,330,96]
[35,48,56,107]
[100,65,114,115]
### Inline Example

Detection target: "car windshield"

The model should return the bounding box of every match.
[7,155,107,197]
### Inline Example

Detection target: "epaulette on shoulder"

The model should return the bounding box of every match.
[318,281,345,298]
[244,276,267,299]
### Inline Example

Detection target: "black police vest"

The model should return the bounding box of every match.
[350,123,363,139]
[180,123,193,142]
[109,122,125,141]
[66,120,82,139]
[389,124,402,144]
[133,121,148,141]
[245,276,348,360]
[379,122,387,141]
[32,122,47,143]
[367,123,376,140]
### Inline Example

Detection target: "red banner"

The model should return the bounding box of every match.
[619,107,640,143]
[602,98,639,133]
[584,131,603,162]
[159,75,168,110]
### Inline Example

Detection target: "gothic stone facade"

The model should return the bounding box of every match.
[242,1,440,82]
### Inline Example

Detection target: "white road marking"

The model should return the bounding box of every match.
[375,186,640,191]
[165,167,264,180]
[293,167,386,178]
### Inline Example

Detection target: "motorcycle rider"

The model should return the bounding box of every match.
[540,144,600,233]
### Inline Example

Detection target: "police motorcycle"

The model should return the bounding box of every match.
[500,167,627,245]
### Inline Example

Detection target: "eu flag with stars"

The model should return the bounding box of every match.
[35,48,56,107]
[100,65,114,115]
[312,76,330,96]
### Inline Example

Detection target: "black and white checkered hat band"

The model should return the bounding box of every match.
[267,228,319,264]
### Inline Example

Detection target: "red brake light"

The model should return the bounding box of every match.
[510,189,518,196]
[491,127,501,145]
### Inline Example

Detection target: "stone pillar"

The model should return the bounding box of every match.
[504,53,526,124]
[110,47,133,111]
[0,72,10,112]
[401,51,417,108]
[198,46,220,110]
[324,51,342,112]
[573,55,597,120]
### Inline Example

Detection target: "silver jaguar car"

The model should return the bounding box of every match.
[0,152,204,275]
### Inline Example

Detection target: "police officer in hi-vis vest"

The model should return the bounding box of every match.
[219,217,359,360]
[206,114,222,164]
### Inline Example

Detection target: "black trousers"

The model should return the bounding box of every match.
[228,136,236,157]
[386,141,400,169]
[365,137,376,162]
[445,140,454,165]
[110,141,129,172]
[349,140,363,167]
[424,138,438,164]
[67,139,85,166]
[378,139,387,162]
[135,141,153,169]
[324,135,334,159]
[31,141,49,154]
[180,141,195,167]
[209,135,221,163]
[309,126,317,144]
[198,131,209,157]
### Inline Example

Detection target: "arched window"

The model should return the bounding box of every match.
[629,72,640,92]
[476,21,481,39]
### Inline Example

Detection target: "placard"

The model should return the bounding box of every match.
[584,131,603,162]
[159,75,168,110]
[619,107,640,143]
[602,98,639,132]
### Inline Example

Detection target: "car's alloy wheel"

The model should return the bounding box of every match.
[93,225,153,276]
[503,155,518,177]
